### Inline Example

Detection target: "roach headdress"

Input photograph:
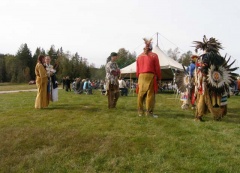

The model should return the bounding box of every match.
[143,38,153,54]
[193,35,223,54]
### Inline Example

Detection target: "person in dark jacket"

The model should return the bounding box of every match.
[65,76,71,92]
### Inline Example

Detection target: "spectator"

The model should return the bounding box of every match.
[100,80,105,90]
[126,80,130,88]
[65,76,71,92]
[35,55,49,108]
[72,78,77,92]
[118,77,128,96]
[91,80,96,89]
[45,56,58,102]
[62,77,66,89]
[80,79,85,91]
[76,78,82,93]
[83,78,92,94]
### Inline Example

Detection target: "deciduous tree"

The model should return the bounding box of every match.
[167,48,180,61]
[179,51,193,66]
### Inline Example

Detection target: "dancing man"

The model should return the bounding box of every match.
[193,35,238,121]
[136,38,161,117]
[105,52,120,109]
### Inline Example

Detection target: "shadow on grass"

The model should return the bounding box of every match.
[47,103,103,112]
[154,108,194,119]
[156,108,240,124]
[46,100,239,124]
[223,108,240,124]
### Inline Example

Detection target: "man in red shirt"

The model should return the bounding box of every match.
[136,38,161,117]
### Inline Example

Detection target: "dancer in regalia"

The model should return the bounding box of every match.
[136,38,161,117]
[105,52,120,109]
[176,55,198,110]
[193,35,238,121]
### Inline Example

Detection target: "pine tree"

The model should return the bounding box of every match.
[16,43,32,82]
[48,45,57,61]
[71,52,81,78]
[0,54,6,82]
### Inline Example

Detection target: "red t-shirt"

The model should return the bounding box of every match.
[136,51,161,80]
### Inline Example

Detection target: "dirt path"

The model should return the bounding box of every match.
[0,88,63,94]
[0,89,37,94]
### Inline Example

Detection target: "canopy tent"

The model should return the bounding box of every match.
[120,46,183,80]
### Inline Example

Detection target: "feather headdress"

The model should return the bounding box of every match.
[193,35,223,54]
[143,38,153,54]
[193,35,238,95]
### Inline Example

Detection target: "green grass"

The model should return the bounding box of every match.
[0,87,240,172]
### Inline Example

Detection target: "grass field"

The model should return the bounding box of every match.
[0,85,240,172]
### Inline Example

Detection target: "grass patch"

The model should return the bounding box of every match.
[0,88,240,172]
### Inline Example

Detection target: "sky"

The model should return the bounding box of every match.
[0,0,240,73]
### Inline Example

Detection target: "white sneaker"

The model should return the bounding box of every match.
[152,115,158,118]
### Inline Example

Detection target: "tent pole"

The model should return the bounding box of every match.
[130,72,133,96]
[157,32,159,47]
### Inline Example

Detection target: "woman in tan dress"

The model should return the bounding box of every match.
[35,55,49,108]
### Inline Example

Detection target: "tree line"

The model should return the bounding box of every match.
[0,43,193,83]
[0,44,137,83]
[167,47,194,67]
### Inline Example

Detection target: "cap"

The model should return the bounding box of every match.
[110,52,118,57]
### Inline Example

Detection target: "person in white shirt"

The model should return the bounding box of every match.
[45,56,53,101]
[45,56,58,102]
[118,77,128,96]
[83,78,92,94]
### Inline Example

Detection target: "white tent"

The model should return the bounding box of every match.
[121,46,183,80]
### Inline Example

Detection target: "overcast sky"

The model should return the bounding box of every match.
[0,0,239,72]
